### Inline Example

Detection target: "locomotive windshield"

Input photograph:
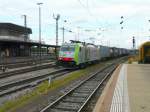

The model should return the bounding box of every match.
[61,46,75,51]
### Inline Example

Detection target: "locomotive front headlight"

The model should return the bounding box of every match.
[59,57,62,60]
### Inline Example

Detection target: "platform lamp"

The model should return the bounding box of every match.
[37,2,43,64]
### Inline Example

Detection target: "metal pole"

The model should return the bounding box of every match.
[77,27,80,41]
[56,17,59,59]
[39,4,41,64]
[62,20,66,43]
[53,14,60,59]
[62,27,64,43]
[23,15,27,28]
[22,15,27,40]
[56,19,58,46]
[37,3,43,64]
[22,15,27,57]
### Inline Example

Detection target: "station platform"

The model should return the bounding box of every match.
[93,64,150,112]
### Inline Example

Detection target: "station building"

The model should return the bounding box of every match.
[0,23,58,62]
[0,23,32,57]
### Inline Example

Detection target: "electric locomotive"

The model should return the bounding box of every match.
[58,40,100,68]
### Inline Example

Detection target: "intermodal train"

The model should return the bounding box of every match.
[58,40,129,68]
[139,41,150,63]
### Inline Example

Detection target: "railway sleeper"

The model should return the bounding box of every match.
[77,86,97,90]
[54,102,81,111]
[73,89,95,94]
[74,90,93,94]
[71,92,89,97]
[77,85,97,89]
[81,83,99,87]
[50,108,75,112]
[62,97,86,103]
[75,89,94,93]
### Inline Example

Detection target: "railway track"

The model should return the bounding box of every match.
[0,59,55,69]
[0,61,56,79]
[0,56,127,110]
[0,68,73,97]
[40,63,118,112]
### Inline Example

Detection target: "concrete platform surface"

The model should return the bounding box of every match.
[93,64,150,112]
[127,64,150,112]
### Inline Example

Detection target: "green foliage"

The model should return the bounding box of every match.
[0,92,37,112]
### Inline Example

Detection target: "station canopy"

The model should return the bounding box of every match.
[0,23,32,34]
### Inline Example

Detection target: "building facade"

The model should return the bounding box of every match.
[0,23,32,57]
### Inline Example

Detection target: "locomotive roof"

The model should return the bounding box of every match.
[62,42,98,48]
[140,41,150,48]
[62,42,83,46]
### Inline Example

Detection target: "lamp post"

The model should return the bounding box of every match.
[37,2,43,64]
[77,26,81,41]
[53,14,60,59]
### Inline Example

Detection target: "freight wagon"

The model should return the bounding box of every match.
[99,45,110,60]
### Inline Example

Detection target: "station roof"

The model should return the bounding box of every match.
[0,39,60,48]
[0,23,32,34]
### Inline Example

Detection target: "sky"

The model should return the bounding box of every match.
[0,0,150,49]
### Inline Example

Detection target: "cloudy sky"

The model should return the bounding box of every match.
[0,0,150,48]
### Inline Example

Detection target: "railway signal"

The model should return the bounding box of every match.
[133,36,135,49]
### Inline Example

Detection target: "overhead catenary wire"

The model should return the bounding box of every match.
[77,0,116,37]
[77,0,124,31]
[77,0,102,25]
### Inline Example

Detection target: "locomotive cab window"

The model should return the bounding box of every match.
[61,46,75,51]
[144,46,150,56]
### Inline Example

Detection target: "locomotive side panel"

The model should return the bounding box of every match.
[139,42,150,63]
[139,41,150,63]
[78,46,86,65]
